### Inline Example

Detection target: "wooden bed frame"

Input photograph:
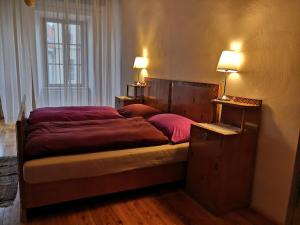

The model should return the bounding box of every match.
[16,78,219,221]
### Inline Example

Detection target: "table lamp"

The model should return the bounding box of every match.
[216,50,240,101]
[133,57,148,85]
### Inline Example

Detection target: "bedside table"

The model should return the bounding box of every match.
[115,96,143,109]
[127,84,146,99]
[186,96,262,215]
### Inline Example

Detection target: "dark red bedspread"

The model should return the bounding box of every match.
[25,117,169,159]
[28,106,123,124]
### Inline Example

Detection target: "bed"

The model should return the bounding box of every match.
[16,77,219,221]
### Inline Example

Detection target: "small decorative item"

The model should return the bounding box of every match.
[24,0,36,7]
[216,50,240,101]
[133,56,148,85]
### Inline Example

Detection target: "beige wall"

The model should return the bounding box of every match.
[121,0,300,223]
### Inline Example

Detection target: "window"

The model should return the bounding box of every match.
[46,20,83,86]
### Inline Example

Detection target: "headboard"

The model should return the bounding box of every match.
[143,78,171,113]
[144,77,219,122]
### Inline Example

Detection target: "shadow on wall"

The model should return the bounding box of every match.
[252,103,295,221]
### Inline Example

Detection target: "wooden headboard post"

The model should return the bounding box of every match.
[144,77,219,122]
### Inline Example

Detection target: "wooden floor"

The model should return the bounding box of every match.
[0,121,278,225]
[0,121,15,157]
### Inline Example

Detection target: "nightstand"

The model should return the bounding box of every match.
[186,96,262,215]
[127,84,146,99]
[115,96,143,109]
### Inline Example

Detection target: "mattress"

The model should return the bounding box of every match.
[23,142,189,184]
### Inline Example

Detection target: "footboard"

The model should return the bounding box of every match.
[15,96,27,221]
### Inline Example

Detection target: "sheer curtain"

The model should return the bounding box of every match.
[0,0,36,122]
[0,0,121,123]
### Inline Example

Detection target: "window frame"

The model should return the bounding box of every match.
[44,18,86,88]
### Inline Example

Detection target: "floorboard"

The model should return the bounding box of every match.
[0,121,15,157]
[0,121,279,225]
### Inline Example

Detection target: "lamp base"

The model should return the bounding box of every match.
[219,95,231,101]
[135,81,146,86]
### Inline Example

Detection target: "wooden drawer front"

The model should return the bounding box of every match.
[115,97,143,109]
[115,97,123,109]
[186,126,222,212]
[123,99,141,106]
[190,126,222,158]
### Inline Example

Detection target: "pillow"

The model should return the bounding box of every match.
[148,113,195,144]
[29,106,123,124]
[118,104,161,118]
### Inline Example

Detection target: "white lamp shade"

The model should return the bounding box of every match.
[216,50,240,72]
[133,57,148,69]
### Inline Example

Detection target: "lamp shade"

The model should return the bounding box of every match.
[216,50,240,73]
[133,57,148,69]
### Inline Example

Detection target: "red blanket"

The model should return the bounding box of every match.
[28,106,123,124]
[25,117,169,159]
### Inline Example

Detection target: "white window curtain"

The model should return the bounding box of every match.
[0,0,36,122]
[0,0,121,123]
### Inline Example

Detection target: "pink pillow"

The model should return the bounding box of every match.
[148,114,195,144]
[118,104,161,119]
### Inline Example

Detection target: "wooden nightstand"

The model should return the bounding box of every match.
[127,84,146,99]
[186,96,262,215]
[115,96,143,109]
